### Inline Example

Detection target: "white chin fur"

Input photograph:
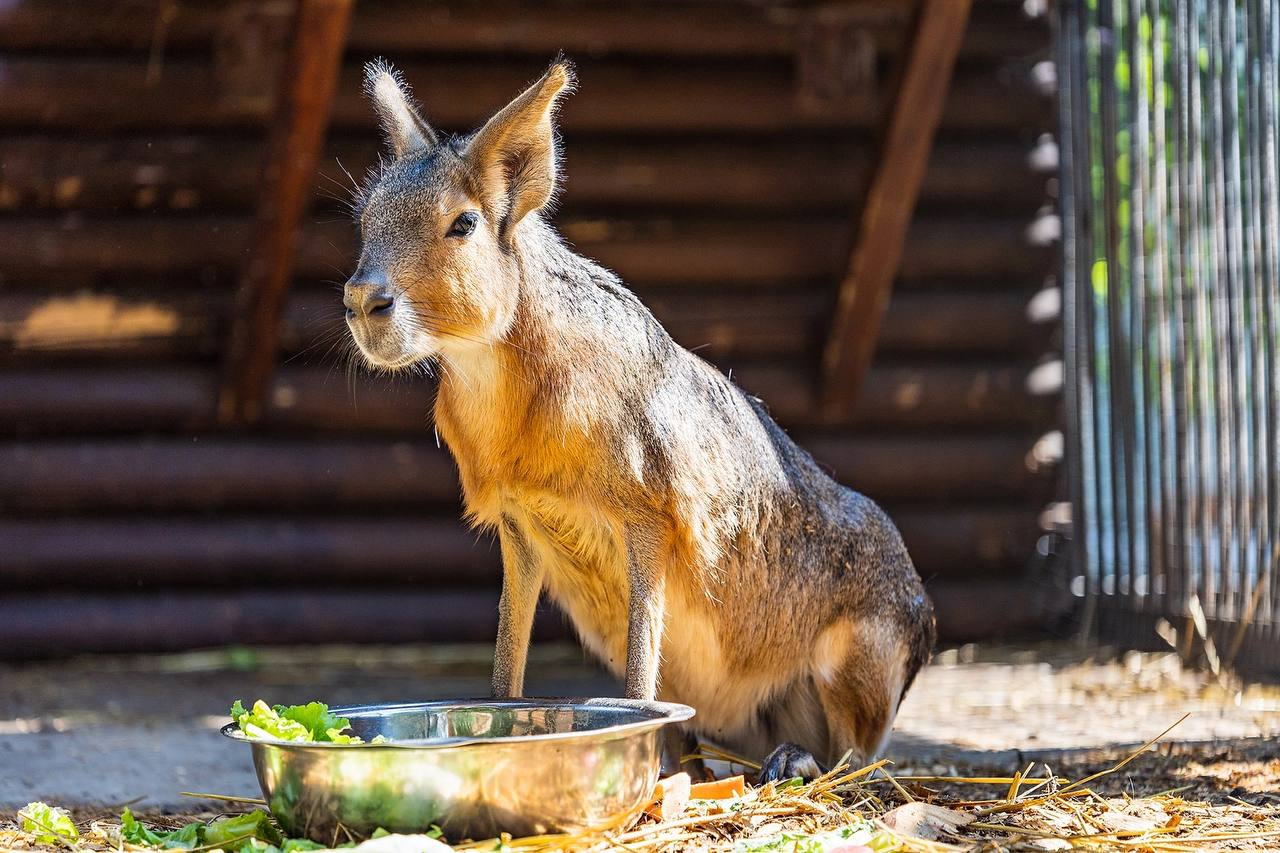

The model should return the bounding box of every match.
[352,326,435,371]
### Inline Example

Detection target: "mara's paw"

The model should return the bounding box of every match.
[757,742,825,784]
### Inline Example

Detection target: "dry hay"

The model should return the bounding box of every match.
[3,717,1279,852]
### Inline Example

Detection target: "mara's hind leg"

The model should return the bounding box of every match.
[759,618,916,783]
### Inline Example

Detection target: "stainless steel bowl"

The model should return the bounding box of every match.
[221,698,694,843]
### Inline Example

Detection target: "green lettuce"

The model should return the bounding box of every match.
[230,700,367,744]
[118,809,414,852]
[203,811,285,849]
[121,808,284,852]
[19,802,79,845]
[121,808,203,849]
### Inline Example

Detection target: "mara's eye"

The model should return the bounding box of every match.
[447,211,479,238]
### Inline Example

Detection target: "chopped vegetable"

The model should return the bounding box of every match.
[689,774,746,800]
[230,699,374,744]
[643,773,691,821]
[18,802,79,845]
[735,818,896,852]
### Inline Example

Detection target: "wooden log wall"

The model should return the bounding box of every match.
[0,0,1061,656]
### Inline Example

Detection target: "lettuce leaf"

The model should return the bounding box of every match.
[121,807,203,849]
[231,699,365,743]
[19,802,79,845]
[203,810,284,849]
[121,808,285,852]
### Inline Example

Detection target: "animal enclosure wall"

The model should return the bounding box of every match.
[0,0,1059,655]
[1061,0,1280,676]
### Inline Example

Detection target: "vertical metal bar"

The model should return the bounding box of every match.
[1130,0,1153,610]
[1099,0,1126,606]
[1191,0,1208,618]
[1061,0,1089,625]
[1172,0,1187,617]
[1085,0,1111,619]
[1263,0,1280,635]
[1150,0,1177,614]
[1213,0,1237,622]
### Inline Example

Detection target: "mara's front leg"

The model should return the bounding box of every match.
[491,516,544,698]
[624,528,667,701]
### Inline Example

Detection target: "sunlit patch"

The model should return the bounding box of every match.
[9,293,181,350]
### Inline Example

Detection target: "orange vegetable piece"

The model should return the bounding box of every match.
[689,774,745,800]
[643,772,692,821]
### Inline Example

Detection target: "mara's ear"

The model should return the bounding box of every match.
[465,60,575,238]
[363,59,438,158]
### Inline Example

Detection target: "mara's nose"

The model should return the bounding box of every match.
[343,278,395,318]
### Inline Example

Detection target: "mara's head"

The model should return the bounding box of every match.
[344,59,575,370]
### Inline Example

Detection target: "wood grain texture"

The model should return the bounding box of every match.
[821,0,976,420]
[219,0,353,425]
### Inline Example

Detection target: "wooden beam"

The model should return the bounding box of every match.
[0,508,1036,586]
[820,0,974,421]
[218,0,353,425]
[0,433,1047,513]
[0,57,1050,134]
[0,580,1039,655]
[0,362,1057,436]
[0,0,1048,64]
[2,214,1054,286]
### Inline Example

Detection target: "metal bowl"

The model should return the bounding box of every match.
[221,698,694,843]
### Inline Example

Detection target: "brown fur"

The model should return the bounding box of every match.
[343,59,935,768]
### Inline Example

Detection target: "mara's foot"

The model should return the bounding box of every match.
[757,742,825,784]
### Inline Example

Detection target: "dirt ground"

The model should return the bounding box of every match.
[1,641,1277,815]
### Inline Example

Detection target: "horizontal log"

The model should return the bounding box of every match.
[0,289,220,358]
[731,362,1057,429]
[0,438,461,511]
[2,215,1055,286]
[0,507,1037,588]
[0,1,1044,62]
[0,518,500,585]
[268,359,1055,444]
[280,285,829,358]
[0,577,1038,658]
[0,589,566,657]
[0,288,816,362]
[0,136,1050,213]
[290,287,1047,357]
[0,432,1046,513]
[0,361,1056,434]
[0,58,1051,133]
[805,434,1049,500]
[928,579,1053,642]
[0,366,220,432]
[0,285,1044,364]
[0,287,820,362]
[876,291,1043,354]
